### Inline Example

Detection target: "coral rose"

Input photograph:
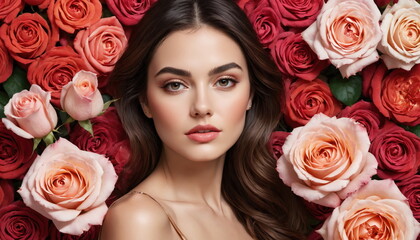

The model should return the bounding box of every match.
[370,121,420,181]
[301,0,382,77]
[397,175,420,221]
[277,114,378,208]
[2,84,58,139]
[24,0,50,8]
[105,0,157,26]
[283,78,341,128]
[18,138,118,235]
[0,201,50,240]
[318,179,420,240]
[0,180,14,208]
[60,70,104,121]
[0,0,24,23]
[0,39,13,83]
[47,0,102,34]
[27,46,88,108]
[0,121,37,179]
[0,13,58,67]
[378,0,420,70]
[270,32,329,81]
[268,0,323,29]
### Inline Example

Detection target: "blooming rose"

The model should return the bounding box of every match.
[370,63,420,126]
[24,0,50,8]
[268,0,323,29]
[27,46,88,108]
[318,179,420,240]
[361,60,387,98]
[338,100,386,140]
[0,13,58,66]
[105,0,157,26]
[0,180,14,208]
[370,122,420,181]
[61,70,104,121]
[0,39,13,83]
[397,175,420,221]
[270,32,329,81]
[283,78,342,128]
[0,0,24,23]
[2,84,58,139]
[0,122,37,179]
[378,0,420,70]
[0,201,49,240]
[18,138,118,235]
[47,0,102,34]
[277,114,378,207]
[73,17,128,88]
[302,0,382,77]
[242,0,283,47]
[268,131,290,159]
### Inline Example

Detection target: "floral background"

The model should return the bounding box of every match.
[0,0,419,239]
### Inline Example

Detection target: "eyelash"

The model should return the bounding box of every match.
[161,76,238,93]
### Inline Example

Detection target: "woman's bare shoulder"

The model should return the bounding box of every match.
[100,192,173,240]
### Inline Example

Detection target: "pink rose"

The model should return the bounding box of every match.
[283,78,342,128]
[0,39,13,83]
[397,175,420,221]
[270,32,329,81]
[268,131,290,159]
[105,0,157,26]
[0,0,24,23]
[73,17,128,88]
[18,138,118,235]
[60,70,104,121]
[268,0,324,29]
[378,0,420,70]
[277,114,378,207]
[302,0,382,77]
[338,100,386,140]
[318,179,420,240]
[0,180,14,208]
[2,84,58,139]
[370,121,420,181]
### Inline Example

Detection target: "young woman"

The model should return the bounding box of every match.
[101,0,309,239]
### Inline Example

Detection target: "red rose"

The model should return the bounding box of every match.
[0,121,37,179]
[338,100,386,140]
[270,32,329,81]
[370,122,420,181]
[47,0,102,34]
[283,78,342,128]
[27,46,88,108]
[0,180,14,208]
[369,63,420,126]
[397,175,420,222]
[242,0,283,47]
[49,224,100,240]
[24,0,49,8]
[269,0,324,29]
[303,200,333,221]
[0,0,24,23]
[361,60,388,98]
[268,131,290,159]
[0,39,13,83]
[105,0,157,26]
[374,0,398,7]
[0,13,58,67]
[0,201,49,240]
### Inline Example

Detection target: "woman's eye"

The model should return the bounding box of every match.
[163,82,186,92]
[216,78,236,88]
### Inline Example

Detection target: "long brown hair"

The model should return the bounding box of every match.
[109,0,309,239]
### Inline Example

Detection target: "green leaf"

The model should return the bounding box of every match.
[42,132,55,146]
[0,91,8,118]
[3,66,30,98]
[78,120,94,137]
[404,125,420,138]
[102,98,119,112]
[329,75,362,106]
[33,138,42,152]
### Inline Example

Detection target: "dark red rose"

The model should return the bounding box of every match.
[0,201,49,240]
[0,121,37,179]
[105,0,157,26]
[268,131,290,159]
[397,175,420,222]
[370,122,420,181]
[303,200,333,221]
[268,0,324,29]
[0,39,13,83]
[270,32,329,81]
[374,0,398,7]
[338,100,386,141]
[27,46,88,108]
[0,180,14,208]
[49,224,100,240]
[307,224,324,240]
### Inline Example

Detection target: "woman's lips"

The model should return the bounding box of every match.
[185,125,221,143]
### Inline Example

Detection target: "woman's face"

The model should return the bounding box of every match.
[144,25,251,162]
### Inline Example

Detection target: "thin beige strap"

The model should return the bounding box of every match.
[131,191,188,240]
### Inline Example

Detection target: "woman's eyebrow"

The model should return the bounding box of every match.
[154,62,242,77]
[208,62,242,76]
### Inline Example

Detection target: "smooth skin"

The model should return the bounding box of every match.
[101,25,254,240]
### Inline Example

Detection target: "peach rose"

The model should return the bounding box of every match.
[47,0,102,34]
[60,70,104,121]
[301,0,382,77]
[2,85,58,139]
[18,138,118,235]
[378,0,420,70]
[277,113,378,208]
[0,39,13,83]
[318,179,420,240]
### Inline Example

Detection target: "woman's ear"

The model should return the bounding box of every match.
[246,94,253,110]
[140,101,153,118]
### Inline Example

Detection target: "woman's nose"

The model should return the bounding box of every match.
[190,86,213,117]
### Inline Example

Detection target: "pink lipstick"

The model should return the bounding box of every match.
[185,125,221,143]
